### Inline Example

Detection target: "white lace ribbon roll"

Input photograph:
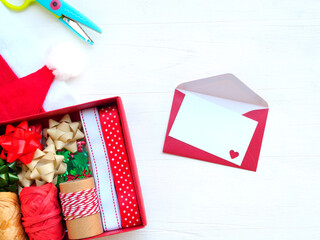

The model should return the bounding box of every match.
[80,107,122,231]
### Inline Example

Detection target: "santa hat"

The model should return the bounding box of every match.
[0,43,84,122]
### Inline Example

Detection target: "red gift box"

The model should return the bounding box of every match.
[0,97,147,239]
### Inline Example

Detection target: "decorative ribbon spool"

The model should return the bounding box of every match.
[0,192,27,240]
[20,183,65,240]
[18,146,67,189]
[59,177,103,239]
[44,114,84,153]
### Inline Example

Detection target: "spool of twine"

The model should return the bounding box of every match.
[0,192,27,240]
[59,177,103,239]
[20,183,65,240]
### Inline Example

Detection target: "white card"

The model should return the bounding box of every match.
[169,92,258,165]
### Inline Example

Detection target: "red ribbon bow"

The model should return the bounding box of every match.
[0,121,42,164]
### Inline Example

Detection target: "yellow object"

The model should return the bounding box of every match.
[18,147,67,189]
[45,114,84,153]
[0,192,27,240]
[0,0,35,11]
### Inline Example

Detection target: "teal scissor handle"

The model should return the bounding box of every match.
[0,0,35,11]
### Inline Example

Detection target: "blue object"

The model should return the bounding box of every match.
[0,0,102,44]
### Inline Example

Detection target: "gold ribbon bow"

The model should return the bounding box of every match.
[18,146,67,189]
[44,114,84,153]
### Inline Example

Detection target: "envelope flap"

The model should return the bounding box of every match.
[177,73,268,107]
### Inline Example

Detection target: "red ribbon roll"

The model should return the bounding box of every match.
[0,121,42,164]
[20,183,65,240]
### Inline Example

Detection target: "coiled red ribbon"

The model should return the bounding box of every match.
[0,121,42,164]
[20,183,65,240]
[59,187,100,221]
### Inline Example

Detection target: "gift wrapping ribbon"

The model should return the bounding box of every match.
[0,158,19,192]
[44,114,84,153]
[18,146,67,188]
[0,121,42,164]
[80,107,122,231]
[98,106,142,228]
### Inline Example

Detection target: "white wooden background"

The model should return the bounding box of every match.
[1,0,320,239]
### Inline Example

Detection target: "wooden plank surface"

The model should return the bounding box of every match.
[0,0,320,239]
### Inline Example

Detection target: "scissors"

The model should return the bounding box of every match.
[0,0,102,45]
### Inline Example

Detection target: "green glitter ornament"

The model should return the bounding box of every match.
[56,143,92,188]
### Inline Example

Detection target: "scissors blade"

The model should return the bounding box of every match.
[35,0,102,33]
[59,1,102,33]
[60,16,94,45]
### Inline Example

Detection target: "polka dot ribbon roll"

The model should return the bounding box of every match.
[98,105,141,228]
[60,187,100,221]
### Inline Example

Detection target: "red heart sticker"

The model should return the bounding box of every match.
[229,150,239,159]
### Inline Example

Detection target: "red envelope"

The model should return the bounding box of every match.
[163,74,268,171]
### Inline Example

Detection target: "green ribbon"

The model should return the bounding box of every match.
[0,158,19,192]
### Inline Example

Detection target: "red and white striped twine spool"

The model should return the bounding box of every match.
[59,187,101,221]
